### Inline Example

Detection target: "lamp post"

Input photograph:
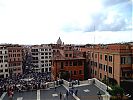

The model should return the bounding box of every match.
[97,91,101,100]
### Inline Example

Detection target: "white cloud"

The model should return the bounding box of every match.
[0,0,132,44]
[59,31,132,44]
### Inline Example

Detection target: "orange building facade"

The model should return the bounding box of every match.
[80,43,133,85]
[51,45,85,81]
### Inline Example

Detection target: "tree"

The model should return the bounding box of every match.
[60,71,70,80]
[109,85,124,100]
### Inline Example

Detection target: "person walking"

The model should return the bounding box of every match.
[8,90,13,100]
[75,89,78,96]
[54,86,57,91]
[66,90,69,100]
[59,92,62,100]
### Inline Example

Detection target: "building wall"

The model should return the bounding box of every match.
[0,46,9,78]
[7,45,23,76]
[51,45,85,81]
[80,43,133,85]
[52,59,84,81]
[31,45,52,73]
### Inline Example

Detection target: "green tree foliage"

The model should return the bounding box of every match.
[109,85,124,99]
[60,71,70,80]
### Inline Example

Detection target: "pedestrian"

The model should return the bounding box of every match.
[54,86,56,91]
[8,90,13,100]
[66,90,69,100]
[75,89,78,96]
[59,92,62,100]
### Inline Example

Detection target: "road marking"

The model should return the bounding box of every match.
[63,84,80,100]
[52,94,58,97]
[37,90,40,100]
[83,89,90,92]
[17,97,23,100]
[0,92,7,100]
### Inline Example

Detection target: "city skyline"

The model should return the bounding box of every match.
[0,0,132,44]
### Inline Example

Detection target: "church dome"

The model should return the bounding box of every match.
[57,37,62,45]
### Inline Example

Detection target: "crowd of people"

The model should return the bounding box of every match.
[0,70,80,100]
[0,72,51,97]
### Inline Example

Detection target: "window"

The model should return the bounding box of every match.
[105,55,107,61]
[100,73,102,79]
[61,62,64,69]
[9,50,12,52]
[17,54,20,57]
[6,74,8,77]
[41,68,44,73]
[94,62,97,67]
[69,54,72,57]
[121,57,126,64]
[100,54,102,60]
[106,65,108,71]
[91,61,93,66]
[45,56,48,59]
[69,61,72,66]
[49,67,51,71]
[74,71,76,75]
[45,64,48,66]
[41,56,44,59]
[1,65,3,67]
[41,64,44,67]
[65,54,68,57]
[78,61,82,66]
[95,70,97,75]
[0,56,3,59]
[95,54,97,58]
[73,61,77,66]
[41,49,44,51]
[49,63,51,66]
[99,63,102,69]
[109,66,112,74]
[104,75,106,80]
[127,57,131,64]
[0,69,3,73]
[5,64,7,67]
[49,56,51,59]
[109,56,112,62]
[104,65,107,71]
[0,75,4,78]
[121,57,131,64]
[45,53,48,55]
[41,61,44,63]
[41,53,44,55]
[92,53,94,57]
[5,69,8,72]
[65,62,68,66]
[91,69,92,74]
[79,70,82,74]
[70,71,73,75]
[17,50,20,52]
[45,68,48,72]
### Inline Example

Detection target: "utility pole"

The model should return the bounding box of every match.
[107,53,109,91]
[92,25,95,78]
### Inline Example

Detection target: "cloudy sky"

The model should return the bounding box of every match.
[0,0,132,44]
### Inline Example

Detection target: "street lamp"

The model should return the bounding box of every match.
[97,91,101,100]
